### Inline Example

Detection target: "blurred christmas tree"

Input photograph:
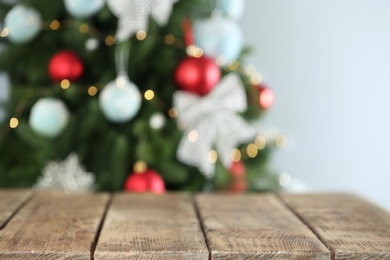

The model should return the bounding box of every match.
[0,0,287,192]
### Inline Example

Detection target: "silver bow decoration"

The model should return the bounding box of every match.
[107,0,177,42]
[173,73,255,177]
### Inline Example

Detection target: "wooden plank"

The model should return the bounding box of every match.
[0,191,109,259]
[94,193,209,259]
[0,189,33,229]
[196,193,330,260]
[280,193,390,260]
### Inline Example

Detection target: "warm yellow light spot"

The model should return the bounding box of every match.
[250,73,263,85]
[275,135,288,149]
[188,130,199,143]
[247,143,258,158]
[9,118,19,129]
[105,35,115,46]
[133,160,147,173]
[164,34,175,45]
[228,61,240,71]
[79,23,90,34]
[231,149,241,162]
[186,45,203,58]
[144,90,155,100]
[168,107,178,118]
[208,150,218,164]
[60,79,70,89]
[49,20,60,30]
[0,27,9,37]
[255,135,267,150]
[136,30,147,41]
[88,86,98,96]
[244,64,256,75]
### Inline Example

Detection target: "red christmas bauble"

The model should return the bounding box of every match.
[229,161,246,178]
[174,56,220,96]
[228,161,247,193]
[48,50,83,82]
[258,84,274,109]
[124,169,165,194]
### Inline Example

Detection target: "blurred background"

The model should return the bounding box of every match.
[241,0,390,210]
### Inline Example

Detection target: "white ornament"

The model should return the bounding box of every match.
[85,38,99,51]
[99,74,142,123]
[173,73,255,177]
[107,0,177,41]
[34,153,95,192]
[149,112,166,130]
[4,5,42,44]
[29,98,69,138]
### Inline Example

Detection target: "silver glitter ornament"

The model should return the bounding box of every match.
[107,0,177,42]
[173,73,255,177]
[34,153,95,192]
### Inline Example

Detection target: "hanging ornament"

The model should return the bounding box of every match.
[34,153,95,192]
[173,73,255,177]
[99,44,141,123]
[4,5,42,44]
[107,0,177,42]
[228,161,247,192]
[149,112,166,130]
[174,56,221,96]
[29,97,70,138]
[194,16,243,64]
[124,169,165,193]
[258,84,274,109]
[48,50,84,82]
[64,0,105,19]
[99,75,142,123]
[216,0,246,20]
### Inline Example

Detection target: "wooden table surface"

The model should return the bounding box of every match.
[0,190,389,259]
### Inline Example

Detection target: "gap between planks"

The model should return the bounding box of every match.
[0,190,36,230]
[193,196,212,260]
[90,193,114,260]
[276,193,336,260]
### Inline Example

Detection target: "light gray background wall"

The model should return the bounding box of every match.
[241,0,390,210]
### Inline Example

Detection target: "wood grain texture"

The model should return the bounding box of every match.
[0,191,109,260]
[94,193,209,260]
[0,189,33,229]
[280,193,390,260]
[196,194,330,260]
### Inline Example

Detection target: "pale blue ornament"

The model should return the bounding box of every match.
[194,16,243,64]
[29,98,70,138]
[64,0,105,18]
[4,5,42,44]
[216,0,245,20]
[99,76,142,123]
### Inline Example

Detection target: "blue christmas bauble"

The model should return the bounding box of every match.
[194,17,243,64]
[99,78,142,123]
[64,0,105,18]
[216,0,245,20]
[4,5,42,44]
[29,98,70,138]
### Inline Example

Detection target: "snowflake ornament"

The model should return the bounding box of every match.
[34,153,95,192]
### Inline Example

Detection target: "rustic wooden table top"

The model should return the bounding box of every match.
[0,190,389,259]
